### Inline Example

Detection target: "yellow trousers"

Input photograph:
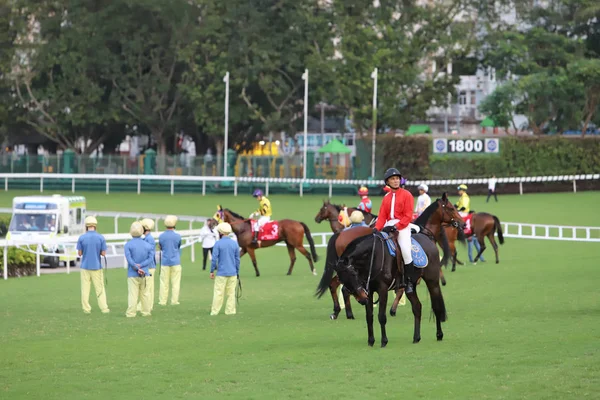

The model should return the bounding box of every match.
[126,277,152,317]
[159,265,181,306]
[211,275,237,315]
[137,268,155,311]
[80,269,109,314]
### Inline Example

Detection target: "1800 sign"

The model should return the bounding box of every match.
[448,139,484,153]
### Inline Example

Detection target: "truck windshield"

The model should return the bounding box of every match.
[9,213,58,232]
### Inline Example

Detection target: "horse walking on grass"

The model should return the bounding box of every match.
[220,208,319,277]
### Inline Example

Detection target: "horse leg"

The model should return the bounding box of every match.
[406,288,422,344]
[246,247,260,277]
[378,286,389,348]
[285,243,297,275]
[295,245,317,276]
[390,288,405,316]
[488,234,500,264]
[439,267,447,286]
[473,236,487,263]
[329,276,342,320]
[366,293,375,347]
[342,287,355,319]
[450,241,457,272]
[425,278,447,341]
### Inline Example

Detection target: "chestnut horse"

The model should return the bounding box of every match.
[314,200,378,233]
[470,212,505,263]
[316,195,461,346]
[220,208,318,277]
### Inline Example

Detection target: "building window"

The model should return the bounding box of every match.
[459,91,467,105]
[470,91,476,105]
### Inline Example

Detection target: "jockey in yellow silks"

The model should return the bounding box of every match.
[250,189,272,244]
[455,184,471,218]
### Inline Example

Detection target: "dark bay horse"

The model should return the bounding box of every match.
[221,208,319,277]
[317,196,460,346]
[470,212,505,263]
[314,200,377,233]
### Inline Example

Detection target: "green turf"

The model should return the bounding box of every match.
[0,190,599,399]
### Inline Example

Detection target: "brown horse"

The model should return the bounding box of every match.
[220,208,319,277]
[441,224,467,272]
[314,200,377,233]
[316,195,460,346]
[469,212,505,263]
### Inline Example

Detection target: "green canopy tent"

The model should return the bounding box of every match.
[405,124,432,136]
[317,139,351,179]
[480,117,496,134]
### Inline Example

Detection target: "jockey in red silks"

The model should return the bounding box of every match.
[356,186,372,213]
[375,168,416,293]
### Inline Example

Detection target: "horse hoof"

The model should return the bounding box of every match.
[496,260,499,264]
[312,270,317,276]
[255,273,260,277]
[442,280,447,286]
[346,314,354,320]
[368,339,375,347]
[437,334,444,341]
[286,272,292,276]
[451,268,456,272]
[413,337,421,344]
[329,314,338,320]
[457,261,464,266]
[390,309,396,317]
[381,340,388,348]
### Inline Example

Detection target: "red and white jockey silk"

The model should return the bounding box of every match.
[357,196,372,213]
[375,188,414,231]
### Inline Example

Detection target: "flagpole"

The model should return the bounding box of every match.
[223,71,230,177]
[302,69,309,180]
[370,68,378,178]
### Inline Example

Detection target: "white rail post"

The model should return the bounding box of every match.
[519,182,523,195]
[36,245,41,277]
[67,246,71,275]
[189,220,195,262]
[300,182,304,197]
[266,180,270,196]
[72,177,75,193]
[106,179,110,195]
[573,180,576,193]
[137,178,141,195]
[114,215,119,234]
[170,180,174,196]
[234,180,238,196]
[202,180,206,196]
[40,177,44,193]
[329,182,332,198]
[4,177,7,191]
[3,243,7,280]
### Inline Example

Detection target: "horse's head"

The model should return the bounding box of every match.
[315,200,338,224]
[438,193,465,230]
[206,218,218,229]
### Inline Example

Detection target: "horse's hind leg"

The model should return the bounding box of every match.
[439,267,447,286]
[366,293,375,347]
[285,243,297,275]
[390,288,405,316]
[295,245,316,276]
[246,247,260,277]
[406,289,422,344]
[378,287,389,348]
[488,234,500,264]
[329,276,342,320]
[425,278,447,341]
[473,236,487,263]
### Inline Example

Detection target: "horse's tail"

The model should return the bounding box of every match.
[493,216,504,245]
[438,225,451,267]
[300,222,319,262]
[315,233,339,298]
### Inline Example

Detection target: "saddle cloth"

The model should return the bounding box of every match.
[462,213,473,236]
[379,232,428,268]
[251,220,280,241]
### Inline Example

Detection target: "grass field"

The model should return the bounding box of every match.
[1,190,599,399]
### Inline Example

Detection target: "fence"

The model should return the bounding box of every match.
[0,172,598,197]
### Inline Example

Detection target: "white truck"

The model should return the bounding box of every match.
[6,195,87,267]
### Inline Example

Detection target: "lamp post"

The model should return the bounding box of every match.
[223,71,230,177]
[370,67,378,178]
[302,69,309,180]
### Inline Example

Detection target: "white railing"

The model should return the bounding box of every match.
[0,172,598,197]
[1,229,203,280]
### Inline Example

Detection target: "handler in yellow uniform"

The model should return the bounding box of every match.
[210,222,241,315]
[76,216,109,314]
[124,221,154,317]
[158,215,182,306]
[250,189,272,245]
[455,184,471,217]
[140,218,157,310]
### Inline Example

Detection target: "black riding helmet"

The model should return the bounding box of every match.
[383,168,402,185]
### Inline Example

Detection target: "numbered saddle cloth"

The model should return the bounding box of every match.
[462,213,473,236]
[257,221,280,241]
[379,232,428,268]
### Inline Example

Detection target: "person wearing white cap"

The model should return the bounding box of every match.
[138,218,157,310]
[158,215,182,306]
[415,184,431,217]
[124,221,154,317]
[345,210,368,230]
[210,222,240,316]
[76,216,109,314]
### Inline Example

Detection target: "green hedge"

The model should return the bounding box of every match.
[0,247,36,278]
[358,136,600,180]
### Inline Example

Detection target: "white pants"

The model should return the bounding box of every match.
[384,220,413,264]
[253,216,271,232]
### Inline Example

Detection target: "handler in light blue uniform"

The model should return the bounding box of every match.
[76,216,109,314]
[158,215,182,306]
[125,221,154,317]
[139,218,157,310]
[210,223,241,316]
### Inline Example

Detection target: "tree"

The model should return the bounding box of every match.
[478,82,519,133]
[568,59,600,136]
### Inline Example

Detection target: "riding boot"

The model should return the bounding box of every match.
[251,231,259,245]
[404,262,415,294]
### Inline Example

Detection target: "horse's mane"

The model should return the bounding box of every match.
[330,202,376,218]
[224,208,246,220]
[339,232,374,260]
[414,200,440,226]
[330,203,343,212]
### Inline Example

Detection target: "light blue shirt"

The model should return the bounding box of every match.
[144,233,156,269]
[344,222,368,231]
[125,238,154,278]
[159,229,182,266]
[76,231,107,270]
[210,236,240,277]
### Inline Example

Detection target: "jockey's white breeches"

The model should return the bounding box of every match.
[252,216,271,232]
[383,220,413,265]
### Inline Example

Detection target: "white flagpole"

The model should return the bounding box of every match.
[223,71,230,177]
[370,68,378,178]
[302,69,309,180]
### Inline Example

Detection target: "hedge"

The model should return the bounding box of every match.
[0,247,36,278]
